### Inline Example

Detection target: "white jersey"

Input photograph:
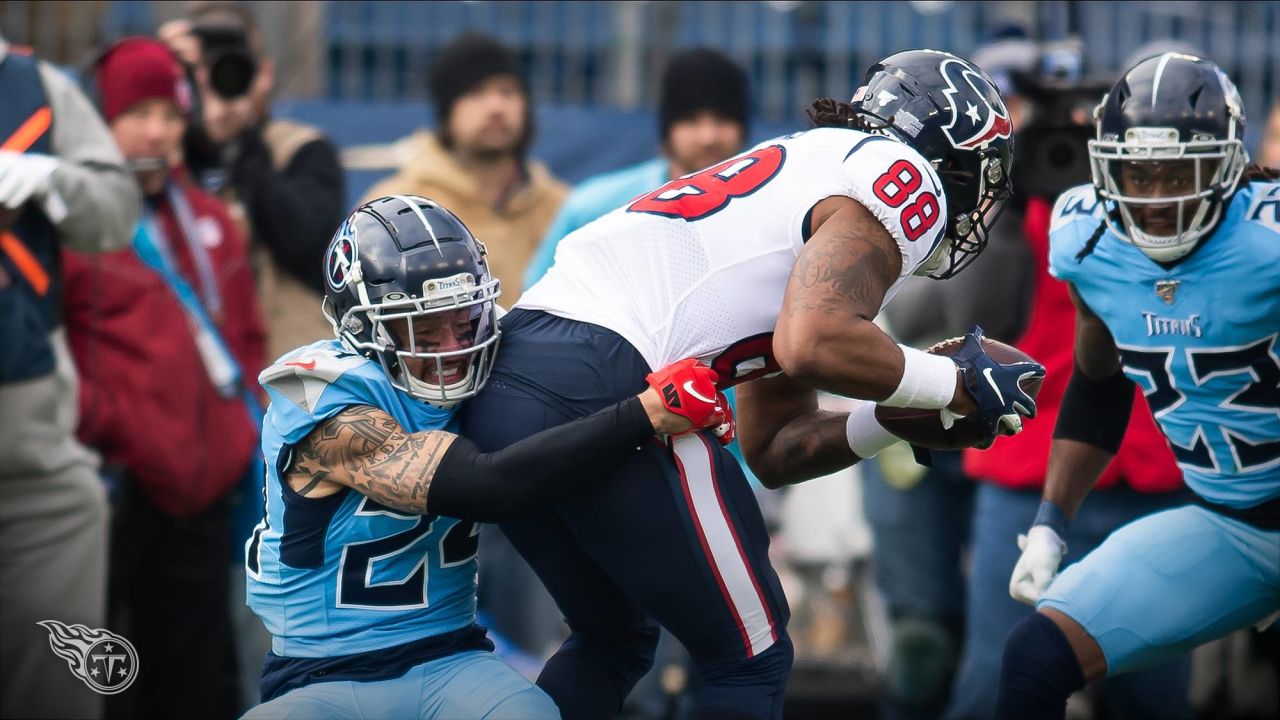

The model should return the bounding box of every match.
[518,127,948,385]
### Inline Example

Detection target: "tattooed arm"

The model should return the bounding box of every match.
[732,196,984,488]
[735,371,858,488]
[285,405,452,509]
[284,373,720,521]
[774,195,972,412]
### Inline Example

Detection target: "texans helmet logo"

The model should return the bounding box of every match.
[939,57,1012,150]
[326,220,359,292]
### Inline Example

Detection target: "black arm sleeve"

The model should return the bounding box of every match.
[1053,362,1134,453]
[427,397,655,522]
[232,133,347,294]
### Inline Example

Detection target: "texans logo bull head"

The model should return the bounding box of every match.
[939,57,1012,150]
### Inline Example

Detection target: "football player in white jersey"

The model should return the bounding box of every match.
[462,49,1043,720]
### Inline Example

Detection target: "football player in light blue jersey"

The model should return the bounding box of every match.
[242,196,732,720]
[995,54,1280,719]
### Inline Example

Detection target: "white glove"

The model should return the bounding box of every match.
[0,151,59,210]
[1009,525,1067,606]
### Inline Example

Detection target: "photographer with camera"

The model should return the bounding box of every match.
[159,1,344,365]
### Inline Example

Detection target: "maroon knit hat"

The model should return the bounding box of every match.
[95,37,192,122]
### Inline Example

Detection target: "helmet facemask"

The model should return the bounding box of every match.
[919,148,1013,279]
[1090,125,1246,263]
[325,271,502,408]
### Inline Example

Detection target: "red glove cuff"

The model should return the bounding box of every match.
[645,358,724,432]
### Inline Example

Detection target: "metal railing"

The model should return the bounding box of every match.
[314,1,1279,126]
[6,1,1277,127]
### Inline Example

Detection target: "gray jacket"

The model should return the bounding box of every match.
[0,38,141,478]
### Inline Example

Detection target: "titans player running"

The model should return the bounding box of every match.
[997,54,1280,719]
[242,196,728,719]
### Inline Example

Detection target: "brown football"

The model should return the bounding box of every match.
[874,337,1043,450]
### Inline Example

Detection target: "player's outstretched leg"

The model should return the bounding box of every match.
[497,508,661,720]
[694,633,793,719]
[552,433,793,719]
[999,504,1280,720]
[994,611,1089,720]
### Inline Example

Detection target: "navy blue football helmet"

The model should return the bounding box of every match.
[1089,53,1247,262]
[849,49,1015,279]
[322,195,501,407]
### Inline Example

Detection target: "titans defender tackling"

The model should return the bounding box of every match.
[241,196,729,719]
[998,54,1280,720]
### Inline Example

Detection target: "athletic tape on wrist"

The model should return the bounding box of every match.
[846,401,899,459]
[881,345,958,409]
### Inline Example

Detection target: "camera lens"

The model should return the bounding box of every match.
[207,50,256,99]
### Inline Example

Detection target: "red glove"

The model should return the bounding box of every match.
[645,359,725,436]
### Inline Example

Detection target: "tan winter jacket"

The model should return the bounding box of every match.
[361,131,567,307]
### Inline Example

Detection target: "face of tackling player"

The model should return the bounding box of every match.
[383,308,480,390]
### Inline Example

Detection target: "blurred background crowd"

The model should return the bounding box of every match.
[0,1,1278,719]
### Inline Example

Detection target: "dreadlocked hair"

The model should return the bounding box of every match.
[1241,163,1280,183]
[805,98,893,133]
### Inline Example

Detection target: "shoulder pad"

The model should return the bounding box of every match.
[838,133,947,272]
[259,342,370,414]
[260,342,367,388]
[1049,184,1103,234]
[1048,184,1106,283]
[1240,181,1280,236]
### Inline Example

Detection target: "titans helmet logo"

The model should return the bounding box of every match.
[939,58,1012,150]
[326,220,359,292]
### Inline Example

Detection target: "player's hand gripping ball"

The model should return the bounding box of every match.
[876,330,1045,450]
[645,359,736,444]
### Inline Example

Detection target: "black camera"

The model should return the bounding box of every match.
[1012,79,1112,202]
[191,22,257,100]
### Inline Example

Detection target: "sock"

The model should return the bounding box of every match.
[995,612,1087,720]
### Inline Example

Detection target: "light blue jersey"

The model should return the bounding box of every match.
[245,340,480,658]
[1049,181,1280,508]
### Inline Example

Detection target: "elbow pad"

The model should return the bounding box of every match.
[1053,363,1133,454]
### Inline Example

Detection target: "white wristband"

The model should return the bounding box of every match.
[881,345,958,410]
[846,401,899,459]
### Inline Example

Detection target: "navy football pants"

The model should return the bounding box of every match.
[462,309,792,720]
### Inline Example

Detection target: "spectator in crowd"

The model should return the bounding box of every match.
[941,44,1193,720]
[0,33,140,720]
[60,37,265,720]
[159,0,346,364]
[1261,102,1280,168]
[522,47,750,289]
[362,32,567,306]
